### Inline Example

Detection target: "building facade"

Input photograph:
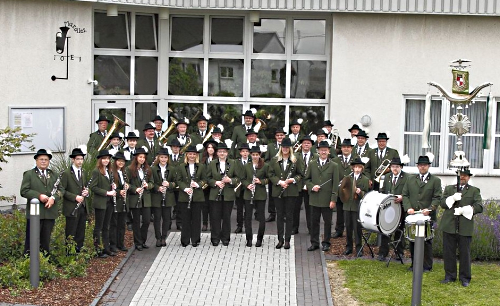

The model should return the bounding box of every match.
[1,0,500,203]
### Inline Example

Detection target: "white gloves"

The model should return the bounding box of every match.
[453,192,462,201]
[454,205,474,220]
[446,192,462,209]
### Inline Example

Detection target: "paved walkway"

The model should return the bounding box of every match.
[99,209,332,306]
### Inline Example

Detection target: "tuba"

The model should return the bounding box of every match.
[180,136,192,154]
[97,115,129,151]
[158,116,178,145]
[202,124,215,144]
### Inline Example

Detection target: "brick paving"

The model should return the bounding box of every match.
[99,209,331,306]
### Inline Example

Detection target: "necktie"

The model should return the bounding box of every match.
[243,160,246,165]
[321,161,324,167]
[78,169,81,182]
[379,150,383,160]
[150,141,154,149]
[157,132,161,138]
[421,175,425,182]
[174,155,177,162]
[303,153,307,164]
[460,185,465,191]
[358,147,362,155]
[393,176,397,186]
[344,157,348,165]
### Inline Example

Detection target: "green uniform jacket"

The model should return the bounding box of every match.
[304,159,340,207]
[264,142,281,162]
[267,157,304,197]
[365,147,399,180]
[230,141,262,159]
[61,167,89,217]
[175,163,207,203]
[126,167,154,208]
[89,168,113,210]
[241,162,269,201]
[136,138,161,166]
[402,173,442,221]
[234,158,250,197]
[206,159,240,201]
[331,154,358,184]
[438,184,483,236]
[87,131,105,153]
[189,130,205,148]
[169,153,185,167]
[230,124,268,153]
[353,144,372,158]
[151,164,177,207]
[20,168,62,220]
[166,133,191,150]
[342,173,370,212]
[380,170,408,196]
[294,151,318,191]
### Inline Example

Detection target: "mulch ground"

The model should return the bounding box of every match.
[0,231,134,306]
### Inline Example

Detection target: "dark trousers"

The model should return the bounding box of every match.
[334,197,345,235]
[300,191,311,232]
[267,183,276,215]
[344,210,362,252]
[180,201,201,245]
[202,189,210,226]
[310,206,332,247]
[173,190,181,226]
[130,206,151,246]
[210,199,233,243]
[109,211,127,250]
[409,239,433,270]
[292,195,302,233]
[443,232,472,282]
[152,206,172,240]
[379,213,406,257]
[93,201,114,251]
[235,195,245,228]
[245,200,265,242]
[24,218,55,255]
[65,205,87,251]
[275,196,296,243]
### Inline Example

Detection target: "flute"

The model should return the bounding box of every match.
[71,175,93,217]
[136,167,148,208]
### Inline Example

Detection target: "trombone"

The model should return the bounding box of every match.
[97,115,129,151]
[374,159,391,183]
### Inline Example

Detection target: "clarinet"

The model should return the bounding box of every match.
[71,175,93,216]
[215,162,230,201]
[161,169,167,207]
[187,164,198,209]
[250,167,257,205]
[122,170,129,212]
[278,162,295,198]
[50,172,64,198]
[136,167,148,208]
[110,170,117,213]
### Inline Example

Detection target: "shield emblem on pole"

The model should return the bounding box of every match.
[452,69,469,94]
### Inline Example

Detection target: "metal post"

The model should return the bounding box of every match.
[411,219,425,306]
[29,199,40,289]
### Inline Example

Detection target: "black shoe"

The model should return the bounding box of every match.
[377,255,387,262]
[332,232,343,238]
[246,240,252,247]
[284,242,291,249]
[104,249,117,256]
[462,281,470,287]
[119,247,128,252]
[110,247,119,253]
[181,243,188,247]
[156,239,162,247]
[307,245,319,251]
[343,249,352,255]
[441,278,455,284]
[142,244,149,249]
[255,240,262,247]
[212,241,219,246]
[135,245,143,251]
[266,215,276,222]
[192,243,199,247]
[222,241,229,246]
[98,252,109,258]
[322,245,330,252]
[234,226,243,234]
[177,225,182,231]
[276,241,284,249]
[292,229,299,235]
[202,224,208,232]
[161,238,166,247]
[407,266,413,272]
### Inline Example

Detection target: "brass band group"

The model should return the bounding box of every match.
[21,108,483,287]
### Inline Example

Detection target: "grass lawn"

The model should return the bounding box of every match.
[331,260,500,306]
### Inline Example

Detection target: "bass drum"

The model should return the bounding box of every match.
[358,191,401,235]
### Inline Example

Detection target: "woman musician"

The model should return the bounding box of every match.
[242,146,269,247]
[109,151,130,253]
[200,140,217,232]
[268,138,304,250]
[126,147,154,251]
[175,145,207,247]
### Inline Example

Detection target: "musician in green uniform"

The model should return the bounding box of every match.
[294,135,317,234]
[190,115,210,147]
[137,123,160,166]
[365,132,399,191]
[152,115,165,140]
[87,115,110,153]
[109,151,130,252]
[230,109,267,154]
[439,169,483,287]
[353,129,371,158]
[402,154,442,272]
[234,143,250,234]
[20,149,62,255]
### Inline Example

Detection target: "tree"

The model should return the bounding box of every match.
[0,126,35,202]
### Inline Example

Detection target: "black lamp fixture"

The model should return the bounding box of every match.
[52,26,70,81]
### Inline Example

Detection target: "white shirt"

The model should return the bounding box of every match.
[219,161,226,173]
[138,168,144,180]
[117,169,124,184]
[72,165,82,179]
[159,165,167,179]
[319,158,328,166]
[189,163,196,176]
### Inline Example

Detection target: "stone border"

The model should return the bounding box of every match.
[320,250,334,306]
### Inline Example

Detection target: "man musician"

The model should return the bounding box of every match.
[353,129,371,158]
[138,123,160,166]
[152,115,166,140]
[377,157,408,261]
[190,115,210,147]
[323,120,341,154]
[166,118,191,151]
[230,109,267,153]
[87,115,110,153]
[365,132,399,191]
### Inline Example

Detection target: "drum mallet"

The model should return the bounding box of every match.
[411,219,426,306]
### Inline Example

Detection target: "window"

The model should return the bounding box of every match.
[210,18,244,53]
[293,20,325,55]
[220,67,233,78]
[253,19,286,54]
[493,101,500,169]
[404,96,495,173]
[168,58,203,96]
[208,59,243,96]
[94,12,129,49]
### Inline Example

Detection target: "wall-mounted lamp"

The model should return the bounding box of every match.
[249,11,260,23]
[88,79,99,85]
[159,8,170,20]
[56,26,70,54]
[360,115,372,127]
[107,4,118,17]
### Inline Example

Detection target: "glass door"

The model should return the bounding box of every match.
[92,100,133,135]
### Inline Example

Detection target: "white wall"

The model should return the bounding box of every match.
[0,0,93,206]
[329,13,500,199]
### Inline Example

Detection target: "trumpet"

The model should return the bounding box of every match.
[98,115,129,151]
[374,159,392,183]
[158,116,178,145]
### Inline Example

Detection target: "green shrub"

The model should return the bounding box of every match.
[0,210,26,261]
